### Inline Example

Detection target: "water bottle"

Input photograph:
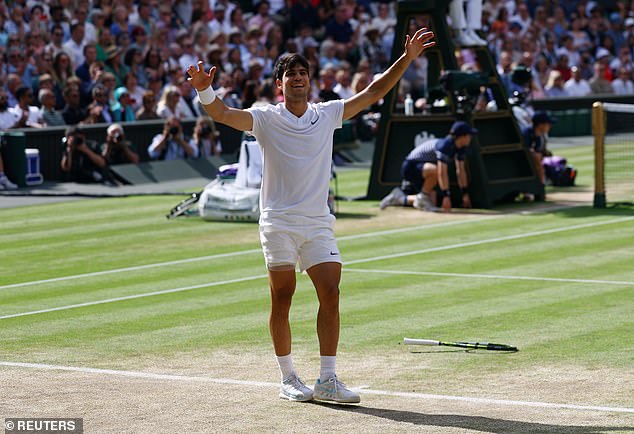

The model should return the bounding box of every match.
[404,93,414,116]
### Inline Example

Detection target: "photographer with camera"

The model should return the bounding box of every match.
[147,116,199,160]
[190,116,221,157]
[101,123,139,165]
[60,126,109,183]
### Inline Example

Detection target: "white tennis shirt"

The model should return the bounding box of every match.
[247,100,344,222]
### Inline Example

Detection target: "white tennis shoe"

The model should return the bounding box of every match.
[380,187,406,209]
[413,192,438,212]
[313,375,360,404]
[279,374,313,402]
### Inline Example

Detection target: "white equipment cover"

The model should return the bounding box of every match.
[198,135,262,222]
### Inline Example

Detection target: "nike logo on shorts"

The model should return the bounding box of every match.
[330,251,339,255]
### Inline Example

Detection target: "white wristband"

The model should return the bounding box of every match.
[197,86,216,105]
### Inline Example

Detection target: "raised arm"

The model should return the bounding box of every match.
[186,61,254,132]
[342,28,435,120]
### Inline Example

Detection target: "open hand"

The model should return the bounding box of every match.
[186,61,215,91]
[404,28,436,60]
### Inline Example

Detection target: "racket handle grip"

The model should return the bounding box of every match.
[403,338,439,346]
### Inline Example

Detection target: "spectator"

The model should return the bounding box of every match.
[143,47,168,85]
[589,63,615,94]
[544,70,568,97]
[75,43,98,85]
[290,0,321,35]
[157,85,186,119]
[147,116,198,160]
[37,88,66,126]
[63,21,86,68]
[380,121,476,212]
[190,116,221,157]
[121,72,145,112]
[61,85,88,125]
[177,77,201,118]
[135,90,160,120]
[73,5,97,44]
[360,25,389,74]
[0,89,20,130]
[324,5,357,51]
[207,4,230,36]
[318,67,341,102]
[85,84,113,124]
[48,6,70,41]
[104,46,128,88]
[522,112,554,186]
[248,1,275,43]
[111,87,136,122]
[6,47,38,88]
[60,126,109,183]
[124,48,149,88]
[46,24,67,59]
[564,66,592,96]
[611,67,634,94]
[110,5,131,39]
[101,123,139,165]
[372,3,396,37]
[51,51,76,92]
[333,69,354,99]
[12,86,43,128]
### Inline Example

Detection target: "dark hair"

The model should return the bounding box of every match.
[15,86,32,100]
[273,53,310,82]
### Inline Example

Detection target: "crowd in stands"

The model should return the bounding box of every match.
[1,0,634,157]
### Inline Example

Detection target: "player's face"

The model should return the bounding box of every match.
[280,66,310,101]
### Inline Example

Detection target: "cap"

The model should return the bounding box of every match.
[105,45,121,59]
[596,47,611,59]
[303,37,319,48]
[364,24,380,35]
[625,17,634,27]
[207,43,222,54]
[610,12,622,23]
[532,111,555,125]
[114,86,129,101]
[450,121,478,136]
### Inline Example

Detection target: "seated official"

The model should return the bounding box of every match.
[521,111,555,185]
[380,121,477,212]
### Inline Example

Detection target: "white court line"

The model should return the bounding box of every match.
[3,216,633,320]
[0,217,493,291]
[345,216,634,266]
[0,274,267,320]
[1,361,632,414]
[344,268,634,287]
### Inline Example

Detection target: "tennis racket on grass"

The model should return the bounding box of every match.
[403,338,518,352]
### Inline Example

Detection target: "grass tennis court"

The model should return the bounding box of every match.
[1,143,633,433]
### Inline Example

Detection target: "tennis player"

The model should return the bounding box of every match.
[187,27,435,403]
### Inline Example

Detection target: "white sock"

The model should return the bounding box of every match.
[319,355,336,382]
[276,353,294,380]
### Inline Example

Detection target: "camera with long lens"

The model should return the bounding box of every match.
[200,126,212,136]
[169,126,179,136]
[440,71,489,114]
[508,66,532,107]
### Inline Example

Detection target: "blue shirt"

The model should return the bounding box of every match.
[406,136,467,165]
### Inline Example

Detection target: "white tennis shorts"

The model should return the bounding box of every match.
[259,214,342,272]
